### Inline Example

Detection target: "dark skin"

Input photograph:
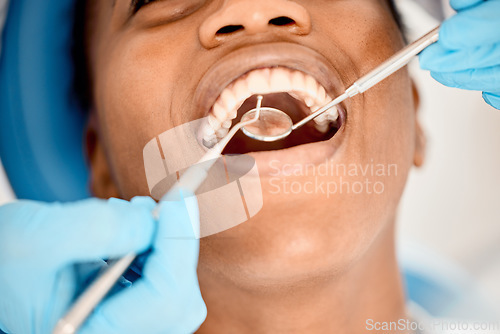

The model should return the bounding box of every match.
[85,0,425,332]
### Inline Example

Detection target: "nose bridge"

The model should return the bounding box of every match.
[199,0,311,48]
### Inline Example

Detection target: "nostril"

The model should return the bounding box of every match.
[216,25,244,35]
[269,16,295,27]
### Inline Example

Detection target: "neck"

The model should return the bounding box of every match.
[197,222,407,334]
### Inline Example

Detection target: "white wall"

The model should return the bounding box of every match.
[397,0,500,308]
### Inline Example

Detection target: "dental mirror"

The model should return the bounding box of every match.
[241,93,347,142]
[240,26,440,143]
[241,107,293,142]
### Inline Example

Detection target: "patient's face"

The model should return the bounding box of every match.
[87,0,421,286]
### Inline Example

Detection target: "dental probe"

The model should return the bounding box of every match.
[241,26,440,142]
[53,96,264,334]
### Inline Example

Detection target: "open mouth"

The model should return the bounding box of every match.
[193,43,349,167]
[199,66,345,154]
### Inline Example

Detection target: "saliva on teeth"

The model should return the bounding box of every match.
[200,67,340,148]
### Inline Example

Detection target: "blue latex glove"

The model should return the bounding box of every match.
[0,196,206,334]
[419,0,500,110]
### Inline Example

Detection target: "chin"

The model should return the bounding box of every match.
[197,175,388,291]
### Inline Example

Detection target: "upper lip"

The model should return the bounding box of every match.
[194,42,347,119]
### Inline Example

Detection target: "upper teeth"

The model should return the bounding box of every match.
[200,67,339,147]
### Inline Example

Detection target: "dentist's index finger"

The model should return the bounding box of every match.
[79,193,206,334]
[0,199,156,267]
[440,0,500,49]
[143,193,200,288]
[420,43,500,72]
[430,65,500,92]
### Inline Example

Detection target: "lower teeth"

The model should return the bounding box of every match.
[314,122,330,133]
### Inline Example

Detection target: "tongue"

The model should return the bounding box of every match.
[223,93,336,154]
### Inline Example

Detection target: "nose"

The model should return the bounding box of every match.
[199,0,312,49]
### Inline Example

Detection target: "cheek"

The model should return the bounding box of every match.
[92,28,201,197]
[315,0,415,188]
[311,0,404,71]
[302,0,415,251]
[97,33,193,130]
[309,0,416,177]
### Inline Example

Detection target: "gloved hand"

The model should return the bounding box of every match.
[419,0,500,110]
[0,195,206,334]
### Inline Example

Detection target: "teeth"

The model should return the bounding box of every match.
[201,122,218,148]
[291,71,305,89]
[202,122,217,137]
[305,75,320,102]
[313,106,339,123]
[314,122,330,133]
[222,119,232,129]
[308,105,340,134]
[207,114,222,131]
[269,68,293,92]
[213,102,227,123]
[304,96,315,108]
[202,67,341,145]
[228,109,237,120]
[232,79,249,104]
[327,107,339,121]
[216,127,229,139]
[247,70,270,94]
[316,85,327,103]
[219,89,238,117]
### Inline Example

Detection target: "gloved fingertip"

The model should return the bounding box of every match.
[429,71,444,83]
[418,48,436,71]
[419,43,454,71]
[130,196,157,210]
[439,20,462,51]
[430,72,457,88]
[104,200,157,253]
[482,92,500,110]
[158,194,200,239]
[108,197,127,204]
